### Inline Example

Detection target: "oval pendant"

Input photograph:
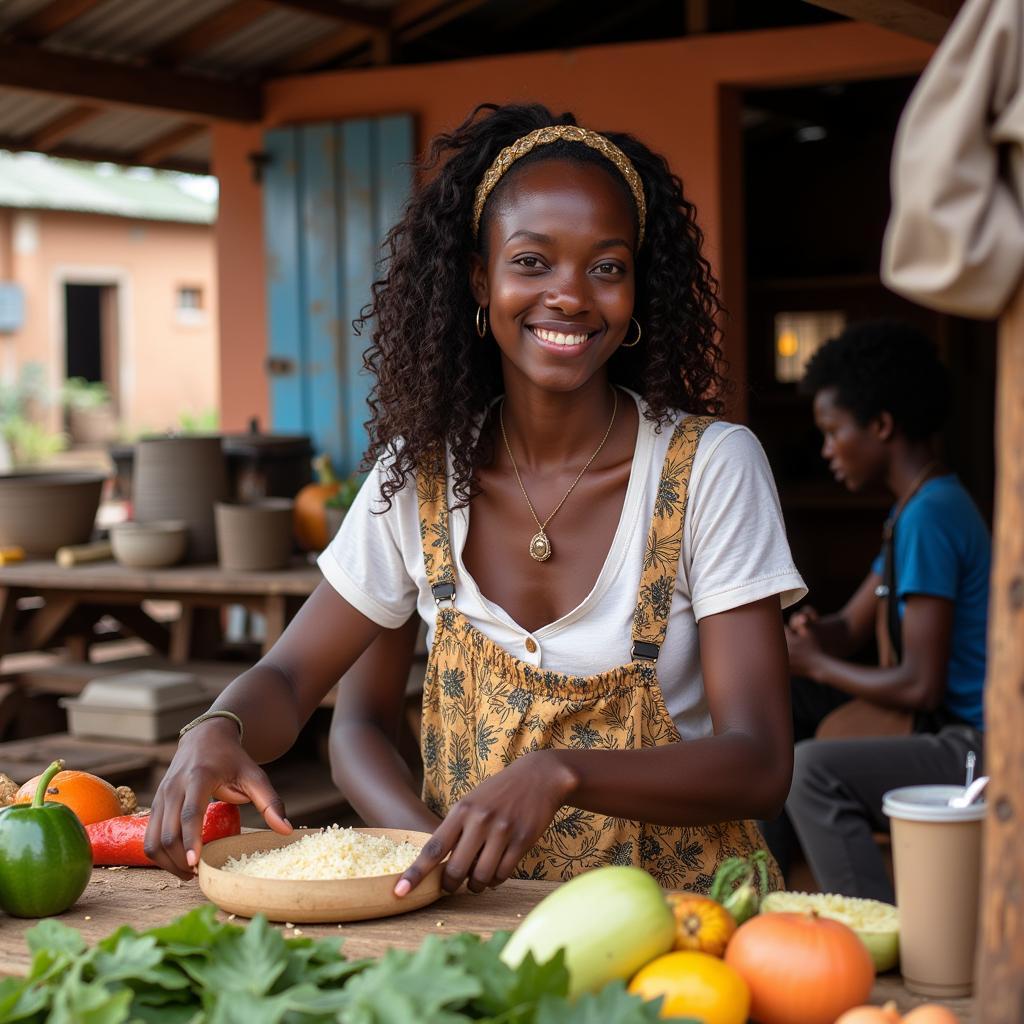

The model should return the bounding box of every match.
[530,530,552,562]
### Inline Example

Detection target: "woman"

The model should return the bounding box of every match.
[147,104,805,895]
[778,320,990,901]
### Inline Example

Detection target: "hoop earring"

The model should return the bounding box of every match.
[475,305,488,338]
[621,317,642,348]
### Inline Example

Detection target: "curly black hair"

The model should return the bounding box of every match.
[799,320,950,440]
[357,102,727,509]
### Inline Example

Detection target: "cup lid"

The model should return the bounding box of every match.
[882,785,986,823]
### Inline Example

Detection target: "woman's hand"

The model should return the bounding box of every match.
[144,718,292,879]
[787,604,819,635]
[785,621,826,680]
[394,750,577,897]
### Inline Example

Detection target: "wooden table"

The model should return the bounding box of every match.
[0,868,975,1020]
[0,558,322,663]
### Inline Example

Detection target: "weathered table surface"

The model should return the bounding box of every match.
[0,557,322,662]
[0,868,975,1021]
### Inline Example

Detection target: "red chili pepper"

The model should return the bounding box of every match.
[86,801,241,867]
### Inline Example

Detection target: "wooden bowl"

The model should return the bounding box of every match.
[198,828,444,923]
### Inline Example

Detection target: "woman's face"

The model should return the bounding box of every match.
[812,387,888,491]
[471,158,637,394]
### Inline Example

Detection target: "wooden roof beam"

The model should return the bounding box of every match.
[279,0,489,71]
[262,0,390,29]
[132,122,207,166]
[28,103,103,151]
[0,41,262,121]
[4,0,105,41]
[801,0,962,43]
[0,134,208,175]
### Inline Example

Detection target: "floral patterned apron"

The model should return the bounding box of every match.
[416,414,782,892]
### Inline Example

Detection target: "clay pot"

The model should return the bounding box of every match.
[214,499,294,571]
[133,436,228,563]
[0,472,106,556]
[109,520,188,569]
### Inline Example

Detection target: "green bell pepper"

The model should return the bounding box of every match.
[0,759,92,918]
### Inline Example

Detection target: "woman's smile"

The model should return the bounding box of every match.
[527,321,602,354]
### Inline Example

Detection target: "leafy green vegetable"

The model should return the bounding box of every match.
[0,904,665,1024]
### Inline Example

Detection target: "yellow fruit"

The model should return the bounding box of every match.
[628,950,750,1024]
[666,892,737,957]
[761,890,900,972]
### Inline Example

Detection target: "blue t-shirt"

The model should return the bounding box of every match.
[871,475,990,731]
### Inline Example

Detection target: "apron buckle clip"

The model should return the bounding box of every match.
[432,581,456,607]
[631,640,660,663]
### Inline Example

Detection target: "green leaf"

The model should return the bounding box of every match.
[339,937,482,1023]
[91,931,191,991]
[25,919,87,958]
[183,915,288,996]
[48,974,133,1024]
[205,990,289,1024]
[0,976,51,1023]
[145,905,236,955]
[129,1003,203,1024]
[535,982,675,1024]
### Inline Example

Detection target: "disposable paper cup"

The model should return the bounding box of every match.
[883,784,985,997]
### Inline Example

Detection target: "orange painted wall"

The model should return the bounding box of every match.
[213,22,931,430]
[3,208,217,435]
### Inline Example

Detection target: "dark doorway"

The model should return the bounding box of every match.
[64,282,119,415]
[65,284,103,381]
[741,77,997,613]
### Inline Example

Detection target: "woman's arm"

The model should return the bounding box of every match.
[145,581,385,877]
[330,613,441,833]
[396,596,793,896]
[789,593,953,711]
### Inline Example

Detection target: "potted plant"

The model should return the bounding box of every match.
[61,377,117,445]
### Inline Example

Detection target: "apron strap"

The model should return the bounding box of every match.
[631,415,715,662]
[416,448,457,606]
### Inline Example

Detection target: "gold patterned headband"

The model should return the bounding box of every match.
[471,124,647,246]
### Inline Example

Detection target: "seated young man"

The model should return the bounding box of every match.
[769,320,990,902]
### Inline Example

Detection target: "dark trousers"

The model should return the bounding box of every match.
[762,678,984,902]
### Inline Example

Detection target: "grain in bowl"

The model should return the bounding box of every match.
[220,824,421,880]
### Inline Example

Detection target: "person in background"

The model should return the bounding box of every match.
[770,320,990,902]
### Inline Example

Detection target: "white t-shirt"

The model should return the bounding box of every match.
[319,391,806,741]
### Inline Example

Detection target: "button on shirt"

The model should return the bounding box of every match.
[318,390,806,742]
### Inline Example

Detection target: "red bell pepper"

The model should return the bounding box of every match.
[86,801,241,867]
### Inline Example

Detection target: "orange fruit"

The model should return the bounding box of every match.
[666,892,737,957]
[628,950,750,1024]
[16,769,123,825]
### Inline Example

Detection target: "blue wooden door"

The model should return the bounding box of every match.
[263,115,413,475]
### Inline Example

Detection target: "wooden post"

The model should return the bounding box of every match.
[976,284,1024,1022]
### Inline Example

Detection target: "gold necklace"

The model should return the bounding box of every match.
[499,388,618,562]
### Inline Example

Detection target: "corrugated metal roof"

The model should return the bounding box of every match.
[0,151,216,223]
[186,8,336,74]
[0,0,52,33]
[60,107,186,152]
[42,0,241,63]
[0,90,78,137]
[170,131,213,166]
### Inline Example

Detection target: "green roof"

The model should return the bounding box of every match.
[0,152,217,224]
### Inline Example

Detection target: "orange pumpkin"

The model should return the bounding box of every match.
[293,454,340,551]
[15,769,123,825]
[836,1002,960,1024]
[666,892,736,957]
[724,911,875,1024]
